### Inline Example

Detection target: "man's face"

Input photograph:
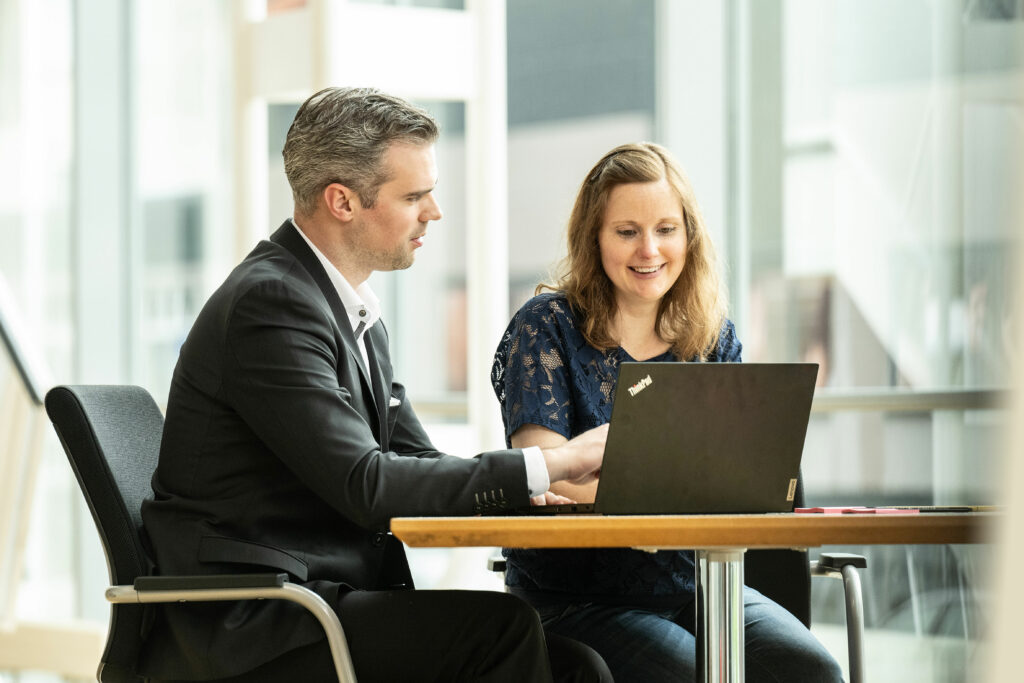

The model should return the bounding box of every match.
[344,142,442,274]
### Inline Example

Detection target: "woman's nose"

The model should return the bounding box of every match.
[637,233,658,257]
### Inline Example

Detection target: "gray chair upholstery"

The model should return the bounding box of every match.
[44,385,356,683]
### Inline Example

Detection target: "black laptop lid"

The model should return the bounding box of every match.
[594,362,818,515]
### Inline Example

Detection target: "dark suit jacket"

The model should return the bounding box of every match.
[139,221,529,679]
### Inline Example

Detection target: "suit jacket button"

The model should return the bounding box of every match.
[372,532,387,547]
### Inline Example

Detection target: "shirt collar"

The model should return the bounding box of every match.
[290,218,381,337]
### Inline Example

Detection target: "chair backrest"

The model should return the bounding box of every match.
[744,474,812,627]
[44,385,165,682]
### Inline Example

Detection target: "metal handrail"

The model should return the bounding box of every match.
[810,387,1009,413]
[0,272,50,406]
[410,387,1011,420]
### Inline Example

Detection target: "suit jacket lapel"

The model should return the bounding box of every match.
[362,325,391,452]
[269,221,386,437]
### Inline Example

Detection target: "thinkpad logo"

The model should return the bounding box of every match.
[627,374,653,397]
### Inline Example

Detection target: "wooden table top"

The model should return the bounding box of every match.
[391,512,993,550]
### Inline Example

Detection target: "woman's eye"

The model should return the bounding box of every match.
[616,229,636,237]
[658,225,677,234]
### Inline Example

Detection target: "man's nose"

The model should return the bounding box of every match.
[422,194,442,222]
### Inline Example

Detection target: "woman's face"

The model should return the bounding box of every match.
[597,179,687,309]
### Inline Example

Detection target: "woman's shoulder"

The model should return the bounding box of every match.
[513,291,577,325]
[498,291,588,365]
[710,318,742,362]
[492,292,579,406]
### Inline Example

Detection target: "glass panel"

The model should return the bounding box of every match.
[507,0,656,310]
[268,0,308,14]
[811,542,991,678]
[0,0,76,640]
[0,0,74,380]
[772,0,1021,394]
[134,0,234,403]
[352,0,466,9]
[772,0,1021,672]
[773,0,1022,498]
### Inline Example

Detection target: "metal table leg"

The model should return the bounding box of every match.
[696,548,746,683]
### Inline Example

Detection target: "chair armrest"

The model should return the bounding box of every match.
[811,553,866,683]
[818,552,867,570]
[107,574,356,683]
[133,573,286,591]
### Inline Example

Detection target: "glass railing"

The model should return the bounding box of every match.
[804,388,1007,680]
[0,272,49,407]
[0,271,51,625]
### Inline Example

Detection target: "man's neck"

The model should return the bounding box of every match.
[292,213,369,288]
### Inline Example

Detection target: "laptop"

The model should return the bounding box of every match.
[518,362,818,515]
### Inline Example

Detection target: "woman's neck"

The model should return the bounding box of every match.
[610,300,671,361]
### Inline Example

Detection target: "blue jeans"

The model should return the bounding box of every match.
[532,587,844,683]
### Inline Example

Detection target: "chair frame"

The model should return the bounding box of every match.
[103,573,356,682]
[812,552,867,683]
[45,384,357,683]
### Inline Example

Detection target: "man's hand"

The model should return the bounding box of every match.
[540,423,608,486]
[530,491,575,506]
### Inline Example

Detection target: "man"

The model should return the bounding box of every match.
[139,87,610,682]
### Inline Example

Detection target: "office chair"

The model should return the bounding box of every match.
[488,475,868,683]
[44,385,357,683]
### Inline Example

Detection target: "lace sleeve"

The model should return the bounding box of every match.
[710,319,743,362]
[491,297,574,444]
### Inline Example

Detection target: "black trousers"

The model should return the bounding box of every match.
[172,589,611,683]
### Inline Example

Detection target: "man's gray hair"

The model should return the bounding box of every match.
[283,87,439,215]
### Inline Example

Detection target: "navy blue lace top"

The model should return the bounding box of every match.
[490,292,742,604]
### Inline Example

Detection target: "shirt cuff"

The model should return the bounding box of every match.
[522,446,550,498]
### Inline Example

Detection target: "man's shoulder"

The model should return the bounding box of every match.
[217,240,314,299]
[236,238,303,280]
[192,240,324,333]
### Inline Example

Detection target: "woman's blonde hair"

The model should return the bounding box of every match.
[541,142,726,360]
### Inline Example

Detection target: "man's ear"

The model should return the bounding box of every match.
[323,183,360,222]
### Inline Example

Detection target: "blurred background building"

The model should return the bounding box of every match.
[0,0,1021,680]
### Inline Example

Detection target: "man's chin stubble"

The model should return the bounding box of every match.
[391,253,415,271]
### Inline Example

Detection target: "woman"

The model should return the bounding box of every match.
[491,143,843,682]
